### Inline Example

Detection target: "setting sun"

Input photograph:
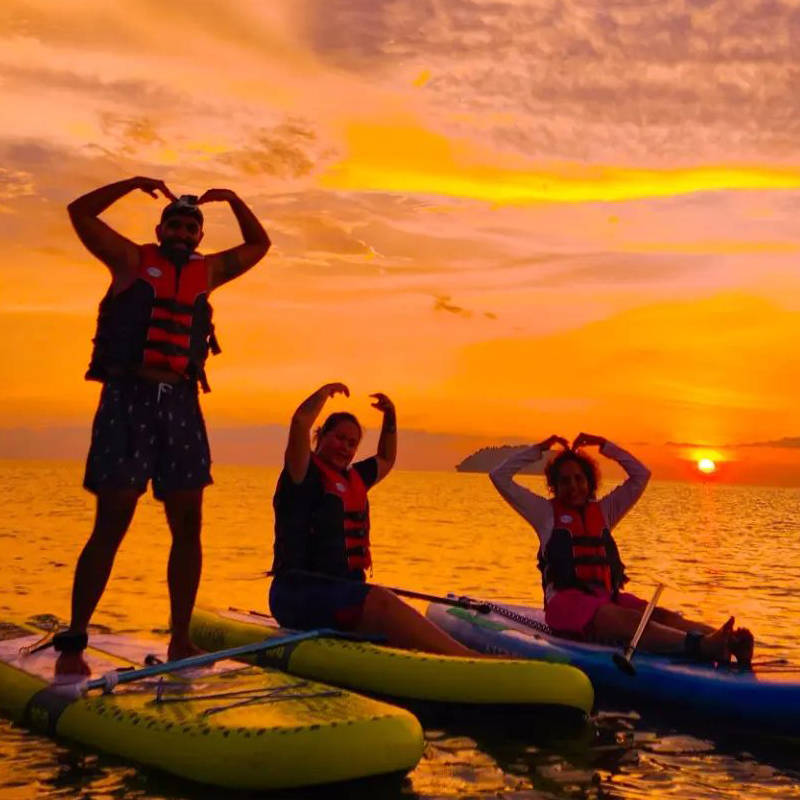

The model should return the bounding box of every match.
[697,457,717,474]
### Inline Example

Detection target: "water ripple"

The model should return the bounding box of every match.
[2,461,800,799]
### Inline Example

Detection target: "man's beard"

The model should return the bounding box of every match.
[159,239,195,266]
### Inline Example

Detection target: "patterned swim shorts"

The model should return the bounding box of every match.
[83,377,213,501]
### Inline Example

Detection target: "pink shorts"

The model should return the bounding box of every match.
[544,588,647,637]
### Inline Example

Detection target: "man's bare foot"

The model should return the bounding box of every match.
[699,616,734,662]
[55,651,91,677]
[167,638,205,662]
[730,627,754,668]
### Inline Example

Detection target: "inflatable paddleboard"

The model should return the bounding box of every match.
[427,599,800,736]
[190,606,594,718]
[0,617,423,789]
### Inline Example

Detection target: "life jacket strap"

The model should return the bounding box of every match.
[209,329,221,355]
[572,554,612,567]
[197,367,211,393]
[570,535,607,548]
[152,297,195,315]
[144,340,192,357]
[148,318,193,336]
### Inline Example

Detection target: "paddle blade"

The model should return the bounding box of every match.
[613,652,636,677]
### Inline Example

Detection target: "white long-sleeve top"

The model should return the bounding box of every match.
[489,441,651,595]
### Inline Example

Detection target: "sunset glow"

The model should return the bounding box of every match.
[0,1,799,484]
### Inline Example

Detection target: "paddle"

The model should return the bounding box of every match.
[265,569,494,614]
[612,583,665,676]
[265,569,554,635]
[52,627,338,698]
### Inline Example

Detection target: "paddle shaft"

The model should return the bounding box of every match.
[266,569,493,614]
[85,627,335,693]
[623,583,665,661]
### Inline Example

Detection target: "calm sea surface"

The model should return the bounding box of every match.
[2,459,800,799]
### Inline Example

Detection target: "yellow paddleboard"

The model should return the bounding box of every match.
[190,606,594,716]
[0,618,423,790]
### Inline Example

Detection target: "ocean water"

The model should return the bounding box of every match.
[1,459,800,799]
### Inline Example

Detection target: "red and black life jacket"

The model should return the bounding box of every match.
[312,455,372,573]
[86,244,220,390]
[271,455,372,580]
[538,499,627,597]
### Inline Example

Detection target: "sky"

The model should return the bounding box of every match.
[1,0,799,484]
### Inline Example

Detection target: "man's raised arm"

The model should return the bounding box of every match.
[201,189,271,290]
[68,177,176,280]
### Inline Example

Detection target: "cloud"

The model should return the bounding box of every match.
[251,189,510,280]
[216,120,323,179]
[434,294,471,317]
[501,253,698,289]
[0,168,35,199]
[302,0,800,162]
[0,1,295,62]
[1,140,63,171]
[323,119,800,203]
[0,64,185,111]
[432,293,497,320]
[739,436,800,448]
[100,113,163,146]
[666,436,800,449]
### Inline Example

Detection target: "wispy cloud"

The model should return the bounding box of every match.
[216,121,324,179]
[434,294,471,317]
[0,167,35,200]
[433,293,497,320]
[740,436,800,449]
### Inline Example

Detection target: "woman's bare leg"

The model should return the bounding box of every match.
[355,587,484,657]
[590,604,734,661]
[651,606,715,634]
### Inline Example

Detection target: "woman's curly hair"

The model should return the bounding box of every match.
[544,449,601,499]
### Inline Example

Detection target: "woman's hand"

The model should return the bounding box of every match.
[572,432,607,450]
[286,383,350,484]
[536,435,570,451]
[319,382,350,400]
[369,392,394,414]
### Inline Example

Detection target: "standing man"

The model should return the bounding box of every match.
[54,176,270,675]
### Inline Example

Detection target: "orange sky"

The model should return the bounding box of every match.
[1,1,799,484]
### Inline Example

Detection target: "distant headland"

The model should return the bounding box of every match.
[455,445,554,474]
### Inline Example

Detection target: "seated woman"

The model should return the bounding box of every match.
[269,382,479,656]
[489,432,754,665]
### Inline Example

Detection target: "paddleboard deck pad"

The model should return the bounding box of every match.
[190,606,593,718]
[0,618,423,789]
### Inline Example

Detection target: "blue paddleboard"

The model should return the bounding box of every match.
[427,598,800,736]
